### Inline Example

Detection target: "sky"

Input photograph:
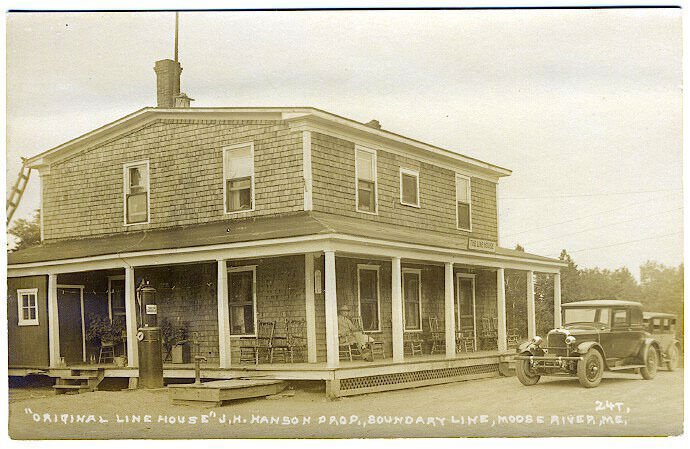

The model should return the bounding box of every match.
[4,8,683,277]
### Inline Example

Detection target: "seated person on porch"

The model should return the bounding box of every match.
[338,304,374,361]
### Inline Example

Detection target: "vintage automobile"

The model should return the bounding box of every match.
[515,300,661,388]
[643,312,681,371]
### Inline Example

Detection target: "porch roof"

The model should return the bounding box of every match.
[7,211,561,266]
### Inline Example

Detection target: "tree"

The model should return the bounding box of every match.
[558,249,582,302]
[639,261,684,342]
[8,210,40,251]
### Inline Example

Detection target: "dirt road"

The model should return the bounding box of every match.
[8,369,683,439]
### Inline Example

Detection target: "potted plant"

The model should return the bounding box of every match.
[161,318,190,364]
[85,313,127,365]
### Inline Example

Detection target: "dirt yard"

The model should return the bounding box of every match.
[8,369,684,439]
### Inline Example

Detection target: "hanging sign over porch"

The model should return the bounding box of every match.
[468,238,496,253]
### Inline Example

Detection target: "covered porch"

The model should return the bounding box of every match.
[7,213,565,396]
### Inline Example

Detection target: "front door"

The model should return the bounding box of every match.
[456,276,476,344]
[58,286,85,364]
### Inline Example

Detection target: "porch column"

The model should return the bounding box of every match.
[526,270,536,339]
[496,268,507,352]
[553,272,562,328]
[324,250,339,367]
[391,256,404,362]
[217,259,231,368]
[304,253,318,363]
[444,262,456,358]
[47,273,60,367]
[124,267,139,368]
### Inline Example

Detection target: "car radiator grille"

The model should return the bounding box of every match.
[547,333,568,356]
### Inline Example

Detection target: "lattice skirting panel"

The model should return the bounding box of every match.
[332,363,500,397]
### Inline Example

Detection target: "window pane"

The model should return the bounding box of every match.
[359,270,377,300]
[129,166,147,193]
[227,178,252,211]
[229,271,253,303]
[29,308,36,320]
[456,177,469,202]
[405,302,420,329]
[612,310,628,326]
[358,180,375,211]
[459,280,473,315]
[229,305,247,334]
[127,193,148,223]
[22,307,30,320]
[457,202,470,229]
[360,302,379,331]
[226,146,253,179]
[357,150,374,181]
[401,173,418,205]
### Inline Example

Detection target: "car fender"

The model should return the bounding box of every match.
[517,341,533,354]
[638,338,662,363]
[575,341,606,361]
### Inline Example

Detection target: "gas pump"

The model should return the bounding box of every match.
[136,280,163,388]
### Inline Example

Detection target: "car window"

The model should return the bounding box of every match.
[597,308,609,325]
[653,318,662,331]
[612,309,628,326]
[630,307,643,325]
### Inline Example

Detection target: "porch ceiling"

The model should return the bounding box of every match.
[8,211,561,267]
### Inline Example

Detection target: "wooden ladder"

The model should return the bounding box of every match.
[6,159,32,225]
[53,368,105,395]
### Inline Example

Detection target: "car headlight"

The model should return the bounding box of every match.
[565,336,576,345]
[531,336,543,346]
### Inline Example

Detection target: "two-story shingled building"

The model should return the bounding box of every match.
[7,58,565,397]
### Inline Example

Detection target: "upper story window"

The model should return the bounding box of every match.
[456,174,472,231]
[400,168,420,207]
[224,143,255,213]
[17,288,39,326]
[124,161,150,225]
[355,146,377,214]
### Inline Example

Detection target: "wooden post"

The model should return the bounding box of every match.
[124,267,139,368]
[324,251,339,367]
[444,262,456,358]
[217,259,231,368]
[304,253,317,363]
[554,272,562,328]
[391,256,404,362]
[496,268,507,352]
[526,270,536,339]
[47,273,60,367]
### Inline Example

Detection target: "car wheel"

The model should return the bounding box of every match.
[666,344,679,371]
[516,358,540,386]
[577,349,604,388]
[641,345,659,380]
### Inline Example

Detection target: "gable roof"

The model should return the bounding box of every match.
[25,107,512,179]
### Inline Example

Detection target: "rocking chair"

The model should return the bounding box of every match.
[239,320,275,364]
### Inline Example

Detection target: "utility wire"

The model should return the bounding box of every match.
[502,192,681,238]
[547,231,683,257]
[522,207,683,248]
[500,187,681,200]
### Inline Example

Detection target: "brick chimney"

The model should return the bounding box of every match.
[154,59,182,108]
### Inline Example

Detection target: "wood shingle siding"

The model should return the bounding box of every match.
[311,132,498,242]
[41,119,304,242]
[7,276,50,367]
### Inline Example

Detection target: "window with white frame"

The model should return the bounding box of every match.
[224,144,254,213]
[357,265,381,332]
[402,269,422,331]
[456,174,472,231]
[124,161,149,224]
[356,147,377,213]
[227,266,257,336]
[400,168,420,207]
[17,288,39,326]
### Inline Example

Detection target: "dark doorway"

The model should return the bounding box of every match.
[58,287,84,364]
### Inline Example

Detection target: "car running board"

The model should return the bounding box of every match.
[608,364,645,371]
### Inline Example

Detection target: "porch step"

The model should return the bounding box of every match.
[53,368,105,395]
[53,384,95,394]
